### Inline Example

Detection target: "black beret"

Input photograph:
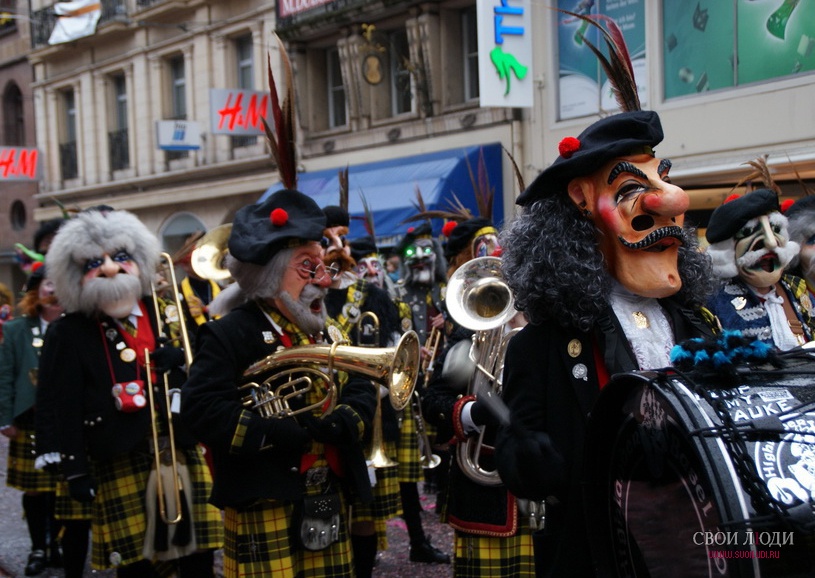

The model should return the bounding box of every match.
[33,218,65,253]
[229,189,327,265]
[350,235,379,262]
[517,110,664,205]
[323,205,350,228]
[705,188,780,244]
[443,217,496,260]
[396,222,433,257]
[784,195,815,220]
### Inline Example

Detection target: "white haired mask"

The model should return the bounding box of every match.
[46,210,160,316]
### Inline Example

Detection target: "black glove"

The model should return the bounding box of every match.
[515,430,566,493]
[150,346,185,372]
[261,417,312,452]
[300,411,358,447]
[469,399,500,429]
[68,475,97,503]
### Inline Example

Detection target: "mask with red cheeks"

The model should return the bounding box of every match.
[568,154,689,298]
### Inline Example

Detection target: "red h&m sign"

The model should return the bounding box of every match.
[209,89,271,136]
[0,147,40,181]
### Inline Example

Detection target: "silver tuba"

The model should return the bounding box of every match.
[445,256,518,486]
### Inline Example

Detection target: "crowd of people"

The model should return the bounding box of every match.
[3,21,815,578]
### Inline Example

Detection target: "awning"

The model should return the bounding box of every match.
[259,143,504,248]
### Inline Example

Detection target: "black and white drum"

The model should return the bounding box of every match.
[584,357,815,577]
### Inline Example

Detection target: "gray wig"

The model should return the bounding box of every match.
[47,209,159,314]
[225,246,292,301]
[500,194,715,331]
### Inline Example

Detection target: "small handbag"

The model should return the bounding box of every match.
[297,493,341,551]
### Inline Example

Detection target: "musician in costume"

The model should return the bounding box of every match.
[494,14,717,577]
[35,208,223,578]
[782,194,815,300]
[705,188,815,349]
[181,188,377,578]
[423,216,535,577]
[0,267,63,576]
[176,232,222,338]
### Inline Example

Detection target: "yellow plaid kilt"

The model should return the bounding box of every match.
[90,444,223,570]
[453,529,535,577]
[350,439,401,551]
[6,422,59,492]
[396,403,423,483]
[55,479,92,520]
[223,497,353,578]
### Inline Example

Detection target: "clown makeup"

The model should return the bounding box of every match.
[734,212,798,292]
[275,242,331,332]
[80,250,143,318]
[355,257,385,289]
[568,154,688,298]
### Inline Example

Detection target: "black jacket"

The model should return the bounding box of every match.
[495,299,715,578]
[181,300,376,509]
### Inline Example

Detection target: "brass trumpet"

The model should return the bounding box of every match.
[190,224,232,281]
[420,326,442,388]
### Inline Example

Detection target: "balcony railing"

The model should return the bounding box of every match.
[59,141,78,180]
[108,128,129,171]
[30,0,128,49]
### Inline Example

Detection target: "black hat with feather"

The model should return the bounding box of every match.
[228,37,326,265]
[517,11,662,206]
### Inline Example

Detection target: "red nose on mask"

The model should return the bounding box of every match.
[491,247,503,257]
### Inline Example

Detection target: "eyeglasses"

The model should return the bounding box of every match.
[289,258,340,282]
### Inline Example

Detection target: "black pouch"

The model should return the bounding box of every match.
[297,493,341,551]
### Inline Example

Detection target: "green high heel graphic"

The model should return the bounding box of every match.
[767,0,800,40]
[490,46,529,96]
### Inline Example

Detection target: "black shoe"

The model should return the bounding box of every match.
[48,542,63,567]
[409,539,450,564]
[25,549,47,576]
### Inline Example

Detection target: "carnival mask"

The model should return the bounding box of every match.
[275,241,332,334]
[403,238,436,286]
[81,250,143,319]
[322,226,355,276]
[568,154,688,299]
[472,232,501,258]
[355,256,385,289]
[734,212,798,291]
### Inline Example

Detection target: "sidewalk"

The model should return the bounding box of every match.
[0,436,452,577]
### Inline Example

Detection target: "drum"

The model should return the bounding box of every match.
[584,356,815,578]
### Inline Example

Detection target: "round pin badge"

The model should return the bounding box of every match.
[120,348,136,363]
[328,324,344,344]
[572,363,588,381]
[567,339,582,358]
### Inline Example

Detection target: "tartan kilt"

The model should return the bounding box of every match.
[55,479,92,520]
[396,403,423,483]
[223,497,353,578]
[6,422,59,492]
[90,444,223,570]
[453,528,535,577]
[352,440,401,523]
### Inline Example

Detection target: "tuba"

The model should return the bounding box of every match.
[240,330,420,431]
[445,256,518,486]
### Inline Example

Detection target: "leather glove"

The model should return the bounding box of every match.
[300,411,358,447]
[469,399,500,430]
[261,417,311,452]
[150,346,185,372]
[68,475,97,503]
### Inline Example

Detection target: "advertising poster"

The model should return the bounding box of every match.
[558,0,646,120]
[663,0,815,99]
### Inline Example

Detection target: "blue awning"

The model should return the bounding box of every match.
[259,143,504,248]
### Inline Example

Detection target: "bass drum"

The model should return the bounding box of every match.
[584,359,815,578]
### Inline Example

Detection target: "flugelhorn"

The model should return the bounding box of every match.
[240,330,420,423]
[445,256,518,486]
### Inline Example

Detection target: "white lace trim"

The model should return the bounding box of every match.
[609,283,675,370]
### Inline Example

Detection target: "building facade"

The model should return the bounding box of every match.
[9,0,815,283]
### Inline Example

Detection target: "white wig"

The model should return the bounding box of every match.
[47,210,160,314]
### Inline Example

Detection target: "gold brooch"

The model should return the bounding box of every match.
[632,311,649,329]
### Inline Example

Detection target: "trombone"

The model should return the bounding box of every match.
[144,251,192,525]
